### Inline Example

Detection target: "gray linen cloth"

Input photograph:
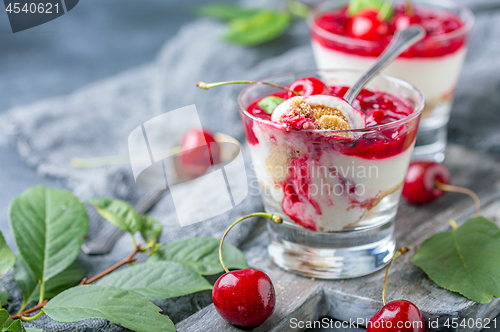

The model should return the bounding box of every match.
[1,0,500,330]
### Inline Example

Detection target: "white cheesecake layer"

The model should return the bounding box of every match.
[311,40,467,102]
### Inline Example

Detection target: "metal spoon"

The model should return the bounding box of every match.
[344,25,426,105]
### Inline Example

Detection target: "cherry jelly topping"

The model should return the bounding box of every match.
[248,86,413,128]
[313,4,467,57]
[245,85,416,158]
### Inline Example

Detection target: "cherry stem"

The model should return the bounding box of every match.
[382,247,408,306]
[20,311,45,322]
[197,81,300,96]
[449,219,459,231]
[435,181,481,217]
[219,213,283,273]
[405,0,414,16]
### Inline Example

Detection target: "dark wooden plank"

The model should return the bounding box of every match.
[176,144,500,331]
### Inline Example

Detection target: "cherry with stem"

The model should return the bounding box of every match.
[403,161,481,216]
[382,247,408,306]
[367,247,425,332]
[213,212,282,328]
[218,212,282,273]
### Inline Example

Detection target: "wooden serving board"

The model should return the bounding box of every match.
[176,144,500,332]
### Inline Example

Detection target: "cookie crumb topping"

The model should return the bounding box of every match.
[312,105,350,130]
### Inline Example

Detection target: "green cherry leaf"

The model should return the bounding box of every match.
[13,253,37,305]
[0,309,13,331]
[9,185,88,282]
[348,0,393,19]
[378,0,396,21]
[148,237,248,275]
[0,291,8,308]
[10,321,42,332]
[286,0,310,19]
[257,96,285,115]
[5,320,32,332]
[7,321,42,332]
[44,285,175,332]
[29,262,86,303]
[15,253,86,305]
[225,10,291,46]
[0,230,15,278]
[86,198,141,235]
[194,3,261,21]
[97,262,212,301]
[140,215,162,248]
[412,217,500,304]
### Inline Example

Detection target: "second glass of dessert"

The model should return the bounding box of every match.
[309,0,474,162]
[240,70,424,278]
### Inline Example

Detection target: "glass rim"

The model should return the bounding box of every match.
[237,69,425,134]
[307,0,475,48]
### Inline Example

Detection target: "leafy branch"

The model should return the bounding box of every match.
[11,301,47,320]
[0,185,249,332]
[79,245,143,286]
[11,244,144,323]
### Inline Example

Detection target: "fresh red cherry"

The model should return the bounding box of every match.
[367,300,425,332]
[367,248,425,332]
[213,268,275,328]
[177,129,220,178]
[287,77,330,98]
[213,213,282,328]
[348,9,389,41]
[402,161,450,205]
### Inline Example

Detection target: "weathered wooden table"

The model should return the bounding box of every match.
[177,144,500,332]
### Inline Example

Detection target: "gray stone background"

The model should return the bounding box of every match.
[0,0,499,331]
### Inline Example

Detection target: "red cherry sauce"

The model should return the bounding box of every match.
[312,4,466,58]
[246,87,414,156]
[282,156,323,231]
[244,87,416,231]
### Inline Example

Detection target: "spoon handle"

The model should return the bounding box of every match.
[344,25,426,105]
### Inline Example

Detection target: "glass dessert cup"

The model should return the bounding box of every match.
[309,0,473,162]
[239,70,424,279]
